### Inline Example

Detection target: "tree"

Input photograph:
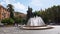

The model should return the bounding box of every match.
[44,5,60,24]
[7,4,14,19]
[33,10,49,24]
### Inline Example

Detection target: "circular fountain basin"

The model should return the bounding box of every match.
[20,16,53,30]
[20,25,53,30]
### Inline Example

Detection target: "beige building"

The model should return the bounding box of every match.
[0,5,10,20]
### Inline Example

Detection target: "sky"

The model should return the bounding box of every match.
[0,0,60,14]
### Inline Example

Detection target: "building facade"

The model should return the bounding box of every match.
[0,5,10,20]
[0,4,26,20]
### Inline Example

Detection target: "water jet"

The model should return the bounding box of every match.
[20,16,53,30]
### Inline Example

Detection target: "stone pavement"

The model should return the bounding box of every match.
[0,27,23,34]
[0,26,60,34]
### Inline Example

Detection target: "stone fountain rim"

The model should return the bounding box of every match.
[20,25,53,30]
[23,25,47,27]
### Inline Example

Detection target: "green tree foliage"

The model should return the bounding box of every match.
[46,5,60,24]
[33,5,60,24]
[7,4,14,19]
[1,18,14,25]
[14,17,26,25]
[14,17,22,24]
[33,10,48,24]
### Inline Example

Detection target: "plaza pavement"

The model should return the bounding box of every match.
[0,25,60,34]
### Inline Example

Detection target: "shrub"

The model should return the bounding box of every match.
[14,17,22,24]
[1,18,14,25]
[8,18,14,25]
[14,17,26,24]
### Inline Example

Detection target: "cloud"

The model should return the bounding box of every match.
[13,2,27,13]
[1,2,5,5]
[1,0,27,14]
[29,0,43,7]
[13,2,26,10]
[28,0,43,11]
[3,0,16,4]
[3,0,10,4]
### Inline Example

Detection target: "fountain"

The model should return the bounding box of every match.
[27,16,45,26]
[20,16,53,30]
[19,7,53,30]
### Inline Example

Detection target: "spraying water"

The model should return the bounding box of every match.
[27,16,45,26]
